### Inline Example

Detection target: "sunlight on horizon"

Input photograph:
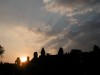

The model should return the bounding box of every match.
[20,56,27,62]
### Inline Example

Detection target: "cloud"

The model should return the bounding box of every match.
[42,0,100,53]
[0,0,100,62]
[0,24,50,62]
[43,13,100,53]
[43,0,100,16]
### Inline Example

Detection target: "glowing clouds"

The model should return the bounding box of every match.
[0,25,49,62]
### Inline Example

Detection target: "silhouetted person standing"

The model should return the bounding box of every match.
[27,56,30,62]
[15,57,21,66]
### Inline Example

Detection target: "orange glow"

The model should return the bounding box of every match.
[20,56,27,62]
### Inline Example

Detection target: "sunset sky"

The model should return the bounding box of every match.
[0,0,100,63]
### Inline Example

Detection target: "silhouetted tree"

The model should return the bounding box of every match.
[58,47,64,56]
[0,45,5,56]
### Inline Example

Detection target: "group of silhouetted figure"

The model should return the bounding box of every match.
[0,45,100,75]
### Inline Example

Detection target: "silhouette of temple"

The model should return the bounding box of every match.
[0,45,100,75]
[29,45,100,75]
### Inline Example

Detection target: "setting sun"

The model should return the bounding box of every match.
[20,57,27,62]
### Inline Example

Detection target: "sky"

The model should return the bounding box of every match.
[0,0,100,63]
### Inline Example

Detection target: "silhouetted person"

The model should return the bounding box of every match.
[15,57,21,66]
[27,56,30,62]
[58,47,64,56]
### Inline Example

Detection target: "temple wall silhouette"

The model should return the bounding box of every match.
[0,45,100,75]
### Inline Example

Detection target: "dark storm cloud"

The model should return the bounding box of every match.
[46,0,100,6]
[42,0,100,53]
[43,13,100,52]
[43,0,100,15]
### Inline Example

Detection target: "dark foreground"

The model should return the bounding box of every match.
[0,45,100,75]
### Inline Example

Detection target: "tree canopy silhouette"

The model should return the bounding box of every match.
[0,45,5,56]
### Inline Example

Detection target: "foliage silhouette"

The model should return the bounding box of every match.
[0,45,5,56]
